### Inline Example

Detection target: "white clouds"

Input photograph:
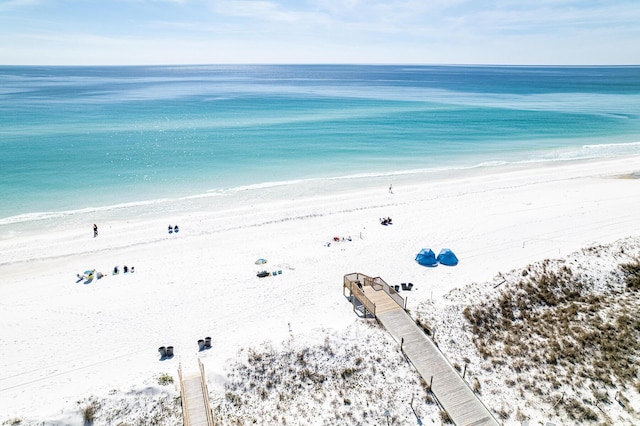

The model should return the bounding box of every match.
[207,0,327,25]
[0,0,638,64]
[0,0,41,11]
[210,0,289,19]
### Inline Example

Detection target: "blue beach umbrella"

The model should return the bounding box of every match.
[437,248,459,266]
[415,248,437,267]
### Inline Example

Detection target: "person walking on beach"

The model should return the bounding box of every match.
[388,184,393,194]
[93,224,98,238]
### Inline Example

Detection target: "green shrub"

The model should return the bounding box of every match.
[157,373,174,386]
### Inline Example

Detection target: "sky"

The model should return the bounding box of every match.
[0,0,639,65]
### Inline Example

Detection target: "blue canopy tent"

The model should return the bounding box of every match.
[437,248,459,266]
[415,248,437,267]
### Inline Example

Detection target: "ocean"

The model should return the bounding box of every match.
[1,65,640,230]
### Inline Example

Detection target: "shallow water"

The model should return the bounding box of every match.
[2,65,640,227]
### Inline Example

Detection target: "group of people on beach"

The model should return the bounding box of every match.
[324,236,353,247]
[94,222,182,238]
[380,217,393,225]
[76,265,135,282]
[82,223,135,282]
[113,265,134,274]
[77,271,94,281]
[76,270,105,281]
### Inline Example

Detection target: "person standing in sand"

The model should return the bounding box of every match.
[389,184,393,194]
[93,224,98,238]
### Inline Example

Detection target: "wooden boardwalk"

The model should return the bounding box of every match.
[179,361,214,426]
[344,273,498,426]
[378,309,499,426]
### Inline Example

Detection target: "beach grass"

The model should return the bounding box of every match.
[450,242,640,423]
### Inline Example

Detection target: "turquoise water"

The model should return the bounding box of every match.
[1,65,640,226]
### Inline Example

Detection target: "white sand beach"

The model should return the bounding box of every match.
[1,156,640,425]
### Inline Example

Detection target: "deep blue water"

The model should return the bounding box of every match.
[1,65,640,224]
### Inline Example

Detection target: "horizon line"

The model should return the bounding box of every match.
[1,63,639,68]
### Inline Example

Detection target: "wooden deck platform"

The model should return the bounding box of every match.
[179,361,214,426]
[344,273,499,426]
[342,272,406,317]
[361,284,403,315]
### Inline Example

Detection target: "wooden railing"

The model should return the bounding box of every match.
[369,276,405,309]
[350,277,376,316]
[178,363,189,426]
[198,359,215,426]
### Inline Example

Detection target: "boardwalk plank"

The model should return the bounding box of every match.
[181,371,213,426]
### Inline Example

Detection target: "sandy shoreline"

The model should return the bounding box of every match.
[1,155,640,424]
